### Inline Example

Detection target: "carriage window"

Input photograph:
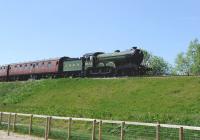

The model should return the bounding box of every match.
[48,62,52,68]
[35,63,39,68]
[27,65,30,70]
[56,61,59,65]
[30,64,33,69]
[39,62,43,67]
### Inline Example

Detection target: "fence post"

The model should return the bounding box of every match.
[68,118,72,140]
[121,122,125,140]
[45,117,50,140]
[48,117,52,135]
[156,122,160,140]
[29,114,33,135]
[92,120,96,140]
[179,127,184,140]
[7,113,11,136]
[0,112,2,125]
[13,113,17,132]
[98,120,102,140]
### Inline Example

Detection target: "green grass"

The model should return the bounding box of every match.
[0,77,200,126]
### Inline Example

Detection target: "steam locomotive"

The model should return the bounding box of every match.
[0,47,146,81]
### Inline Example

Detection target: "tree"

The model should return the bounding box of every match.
[175,38,200,75]
[168,64,177,76]
[175,52,190,75]
[141,49,152,66]
[149,56,169,75]
[142,49,170,75]
[187,39,200,75]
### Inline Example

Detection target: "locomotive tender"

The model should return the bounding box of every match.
[0,47,145,81]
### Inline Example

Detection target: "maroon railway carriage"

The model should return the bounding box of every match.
[0,65,8,81]
[7,57,70,81]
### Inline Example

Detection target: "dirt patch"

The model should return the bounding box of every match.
[0,130,46,140]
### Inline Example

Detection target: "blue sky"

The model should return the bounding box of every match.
[0,0,199,65]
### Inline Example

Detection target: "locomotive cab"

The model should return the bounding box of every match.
[83,52,104,67]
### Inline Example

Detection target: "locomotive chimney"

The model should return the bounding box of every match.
[132,46,137,49]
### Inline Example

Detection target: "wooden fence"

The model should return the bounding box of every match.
[1,112,200,140]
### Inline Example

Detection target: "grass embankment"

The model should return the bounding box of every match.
[0,77,200,125]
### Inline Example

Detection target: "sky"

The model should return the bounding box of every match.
[0,0,199,65]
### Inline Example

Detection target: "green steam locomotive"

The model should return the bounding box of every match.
[63,47,145,77]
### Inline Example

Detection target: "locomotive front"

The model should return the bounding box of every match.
[129,47,144,65]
